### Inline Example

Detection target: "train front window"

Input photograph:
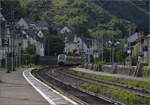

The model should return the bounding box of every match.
[59,55,66,60]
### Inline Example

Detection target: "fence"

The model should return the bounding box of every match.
[38,56,57,65]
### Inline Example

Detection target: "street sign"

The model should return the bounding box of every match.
[2,38,9,46]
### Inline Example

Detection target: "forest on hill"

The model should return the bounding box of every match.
[1,0,149,40]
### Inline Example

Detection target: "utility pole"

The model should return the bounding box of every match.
[11,2,14,71]
[112,32,114,66]
[129,28,132,72]
[48,38,49,56]
[88,39,90,64]
[102,34,104,63]
[0,0,1,67]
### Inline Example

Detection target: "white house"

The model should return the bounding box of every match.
[60,26,72,34]
[64,35,96,56]
[35,41,44,56]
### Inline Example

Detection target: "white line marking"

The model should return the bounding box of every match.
[23,68,78,105]
[23,68,56,105]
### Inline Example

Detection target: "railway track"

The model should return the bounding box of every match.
[55,68,150,99]
[47,67,150,104]
[32,68,117,105]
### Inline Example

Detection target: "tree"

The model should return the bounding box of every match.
[44,34,65,56]
[24,45,36,55]
[2,0,27,22]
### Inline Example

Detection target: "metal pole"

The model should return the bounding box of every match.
[0,0,1,67]
[112,34,114,66]
[102,35,103,63]
[48,38,49,56]
[129,28,132,72]
[110,46,111,63]
[88,39,90,64]
[11,3,14,71]
[16,55,18,67]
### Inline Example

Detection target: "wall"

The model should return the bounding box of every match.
[102,65,136,75]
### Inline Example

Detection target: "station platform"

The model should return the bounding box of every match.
[23,68,78,105]
[0,68,49,105]
[72,68,150,82]
[0,68,78,105]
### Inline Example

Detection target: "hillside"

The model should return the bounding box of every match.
[89,0,148,25]
[3,0,149,39]
[18,0,138,39]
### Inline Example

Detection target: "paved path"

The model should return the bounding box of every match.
[0,69,50,105]
[72,68,150,82]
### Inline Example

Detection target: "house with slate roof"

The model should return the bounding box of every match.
[58,26,98,56]
[0,12,6,21]
[17,17,36,30]
[37,19,49,30]
[127,32,150,66]
[26,29,45,56]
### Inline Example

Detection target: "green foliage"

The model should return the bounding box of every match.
[80,83,148,104]
[2,0,27,21]
[23,54,30,65]
[98,0,148,25]
[70,70,150,89]
[31,54,40,65]
[101,48,111,62]
[17,0,142,39]
[143,63,148,66]
[1,59,5,68]
[90,55,94,63]
[24,45,36,55]
[143,67,150,77]
[93,61,103,71]
[22,64,44,69]
[44,34,65,56]
[23,45,39,65]
[81,83,100,93]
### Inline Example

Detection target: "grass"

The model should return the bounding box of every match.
[81,83,149,105]
[22,64,46,69]
[0,67,5,71]
[69,70,150,89]
[56,89,82,105]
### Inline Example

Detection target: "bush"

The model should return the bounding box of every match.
[96,61,103,71]
[131,56,138,66]
[23,54,30,65]
[1,59,5,67]
[143,67,150,77]
[143,63,148,66]
[78,64,84,68]
[90,55,94,63]
[93,64,98,71]
[31,54,39,65]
